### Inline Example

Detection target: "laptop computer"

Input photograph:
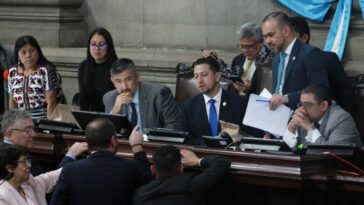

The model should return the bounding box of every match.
[71,110,132,137]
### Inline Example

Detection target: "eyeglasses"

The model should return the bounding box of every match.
[237,43,258,50]
[298,102,320,110]
[11,126,37,134]
[90,43,108,50]
[17,158,31,166]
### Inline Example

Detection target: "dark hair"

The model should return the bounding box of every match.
[302,84,332,106]
[110,58,136,76]
[83,27,118,86]
[290,16,311,44]
[192,56,220,73]
[14,35,53,67]
[85,118,116,150]
[262,11,291,29]
[0,145,27,180]
[153,145,181,178]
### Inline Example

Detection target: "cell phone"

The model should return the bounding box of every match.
[229,76,244,83]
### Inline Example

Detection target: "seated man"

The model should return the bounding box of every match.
[133,145,230,205]
[50,118,152,205]
[103,58,180,131]
[178,57,261,144]
[1,109,87,176]
[284,84,362,149]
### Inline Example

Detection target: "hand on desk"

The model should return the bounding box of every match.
[180,149,200,168]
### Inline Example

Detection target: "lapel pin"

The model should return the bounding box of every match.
[222,102,227,107]
[292,56,296,61]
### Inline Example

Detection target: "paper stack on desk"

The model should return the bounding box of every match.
[243,93,292,136]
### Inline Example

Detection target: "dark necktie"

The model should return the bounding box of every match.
[275,52,287,94]
[130,102,137,128]
[208,99,218,136]
[314,122,320,130]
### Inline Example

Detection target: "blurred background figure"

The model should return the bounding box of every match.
[8,35,62,119]
[78,27,118,112]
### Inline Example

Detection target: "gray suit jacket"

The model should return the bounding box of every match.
[298,102,362,147]
[103,81,180,130]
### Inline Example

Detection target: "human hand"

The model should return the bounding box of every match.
[129,126,143,153]
[180,149,200,168]
[111,93,132,114]
[292,107,313,131]
[269,94,288,110]
[202,50,218,58]
[66,142,88,157]
[232,79,251,93]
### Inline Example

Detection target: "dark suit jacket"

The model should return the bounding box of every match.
[230,53,258,95]
[272,40,329,109]
[103,81,180,130]
[133,155,230,205]
[178,89,260,144]
[323,51,356,117]
[50,151,152,205]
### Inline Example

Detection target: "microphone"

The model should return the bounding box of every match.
[154,87,169,129]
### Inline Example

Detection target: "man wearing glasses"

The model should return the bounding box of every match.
[283,84,362,149]
[1,109,88,175]
[204,22,274,96]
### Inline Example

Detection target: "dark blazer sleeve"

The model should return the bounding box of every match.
[189,156,230,194]
[58,156,75,168]
[133,151,153,185]
[78,60,89,110]
[50,168,71,205]
[159,87,180,129]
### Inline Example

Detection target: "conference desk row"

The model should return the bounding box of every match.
[31,132,364,205]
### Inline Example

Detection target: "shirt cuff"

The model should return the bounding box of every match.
[65,154,76,161]
[198,158,203,167]
[305,128,321,143]
[283,129,298,149]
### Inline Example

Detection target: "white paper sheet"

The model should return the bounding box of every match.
[243,94,292,136]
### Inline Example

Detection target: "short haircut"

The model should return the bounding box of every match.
[153,145,181,178]
[0,145,27,180]
[290,16,311,43]
[1,110,31,136]
[192,56,220,73]
[110,58,136,76]
[262,11,291,28]
[85,118,116,150]
[302,84,332,106]
[237,22,264,42]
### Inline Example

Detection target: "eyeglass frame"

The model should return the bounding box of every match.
[10,126,37,134]
[297,101,321,110]
[90,42,108,50]
[236,42,258,51]
[16,158,32,166]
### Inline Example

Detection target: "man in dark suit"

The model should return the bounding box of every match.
[1,109,87,176]
[290,16,356,118]
[133,145,230,205]
[103,58,180,132]
[50,118,152,205]
[283,84,361,148]
[261,11,329,110]
[178,57,260,144]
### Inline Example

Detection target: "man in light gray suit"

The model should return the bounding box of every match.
[283,84,362,149]
[103,58,180,132]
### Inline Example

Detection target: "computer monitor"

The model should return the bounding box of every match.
[71,110,132,137]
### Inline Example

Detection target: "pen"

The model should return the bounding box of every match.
[256,99,271,103]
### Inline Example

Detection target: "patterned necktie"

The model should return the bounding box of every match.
[275,52,287,94]
[208,99,218,136]
[130,102,137,128]
[242,60,254,79]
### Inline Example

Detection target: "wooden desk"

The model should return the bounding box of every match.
[31,133,364,205]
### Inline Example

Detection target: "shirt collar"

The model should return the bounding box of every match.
[132,86,140,105]
[284,37,297,56]
[203,87,222,105]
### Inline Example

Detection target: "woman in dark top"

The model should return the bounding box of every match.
[78,27,118,112]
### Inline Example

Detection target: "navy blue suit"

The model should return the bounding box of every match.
[50,151,151,205]
[272,40,329,109]
[323,51,356,117]
[178,89,260,144]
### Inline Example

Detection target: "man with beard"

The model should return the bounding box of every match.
[261,11,329,110]
[103,58,180,132]
[178,57,256,144]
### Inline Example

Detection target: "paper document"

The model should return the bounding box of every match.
[243,94,292,136]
